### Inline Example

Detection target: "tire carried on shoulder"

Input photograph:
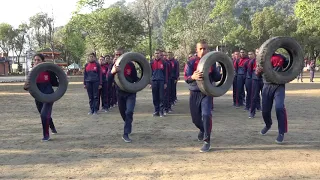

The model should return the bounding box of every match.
[28,62,69,103]
[256,36,304,84]
[196,51,234,97]
[114,52,152,93]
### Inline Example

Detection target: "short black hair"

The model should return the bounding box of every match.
[34,54,45,61]
[88,52,96,57]
[115,47,124,53]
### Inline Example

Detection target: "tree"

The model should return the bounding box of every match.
[0,23,15,55]
[13,23,29,71]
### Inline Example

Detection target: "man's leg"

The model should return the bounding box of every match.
[249,80,257,118]
[236,75,245,107]
[124,93,136,136]
[261,84,274,134]
[200,95,213,152]
[274,85,287,135]
[40,102,53,141]
[159,81,165,116]
[233,75,237,106]
[93,82,100,113]
[189,91,204,137]
[245,78,252,111]
[86,82,94,114]
[152,81,160,114]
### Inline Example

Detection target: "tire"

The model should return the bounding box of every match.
[196,51,234,97]
[256,36,304,84]
[28,62,69,103]
[114,52,152,93]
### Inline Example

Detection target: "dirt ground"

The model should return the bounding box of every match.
[1,74,320,180]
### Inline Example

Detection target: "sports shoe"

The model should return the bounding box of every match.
[42,137,50,142]
[168,108,173,113]
[244,108,249,111]
[260,126,270,135]
[122,134,132,143]
[153,112,159,117]
[51,129,57,134]
[197,131,204,141]
[88,112,93,115]
[200,142,211,152]
[93,112,98,116]
[249,113,255,119]
[275,134,284,144]
[160,112,165,117]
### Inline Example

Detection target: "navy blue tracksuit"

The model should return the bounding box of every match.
[150,59,167,114]
[244,59,254,110]
[164,59,172,112]
[84,61,102,113]
[34,71,59,139]
[184,57,221,143]
[249,59,263,117]
[233,59,237,106]
[98,64,109,110]
[108,62,138,135]
[235,57,249,107]
[261,54,288,134]
[169,58,179,103]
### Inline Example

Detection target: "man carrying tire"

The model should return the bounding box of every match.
[184,40,221,152]
[256,53,288,143]
[108,48,139,143]
[84,53,102,115]
[150,49,167,117]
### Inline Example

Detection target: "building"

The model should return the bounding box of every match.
[0,53,11,76]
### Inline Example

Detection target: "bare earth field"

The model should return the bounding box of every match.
[1,75,320,180]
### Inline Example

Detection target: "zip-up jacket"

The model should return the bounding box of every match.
[36,71,59,94]
[169,58,179,80]
[84,61,102,85]
[150,59,167,83]
[262,53,288,84]
[235,57,250,75]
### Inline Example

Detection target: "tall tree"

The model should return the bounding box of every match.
[13,23,28,71]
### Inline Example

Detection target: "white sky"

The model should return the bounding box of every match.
[0,0,135,28]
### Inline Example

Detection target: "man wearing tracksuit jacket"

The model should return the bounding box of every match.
[256,53,289,143]
[244,51,255,111]
[164,55,173,114]
[235,49,249,108]
[249,55,263,118]
[150,49,167,117]
[232,50,240,106]
[168,52,180,105]
[98,56,109,112]
[84,53,102,115]
[109,48,139,143]
[184,40,221,152]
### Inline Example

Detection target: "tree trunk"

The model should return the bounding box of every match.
[148,20,152,61]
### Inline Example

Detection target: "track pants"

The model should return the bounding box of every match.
[152,80,165,113]
[233,75,237,106]
[98,81,108,110]
[262,84,288,134]
[35,100,54,138]
[236,74,246,106]
[310,71,315,82]
[189,91,213,143]
[245,78,252,110]
[86,81,100,113]
[164,79,172,111]
[249,79,263,116]
[118,93,136,135]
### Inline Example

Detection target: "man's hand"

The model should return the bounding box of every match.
[84,85,87,89]
[23,82,30,91]
[174,80,177,83]
[149,84,152,88]
[98,85,102,89]
[255,66,263,75]
[191,70,203,80]
[164,84,167,89]
[111,65,120,74]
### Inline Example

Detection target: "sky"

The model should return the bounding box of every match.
[0,0,135,28]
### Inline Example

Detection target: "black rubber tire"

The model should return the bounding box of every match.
[256,36,304,84]
[114,52,152,93]
[28,62,68,103]
[196,51,234,97]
